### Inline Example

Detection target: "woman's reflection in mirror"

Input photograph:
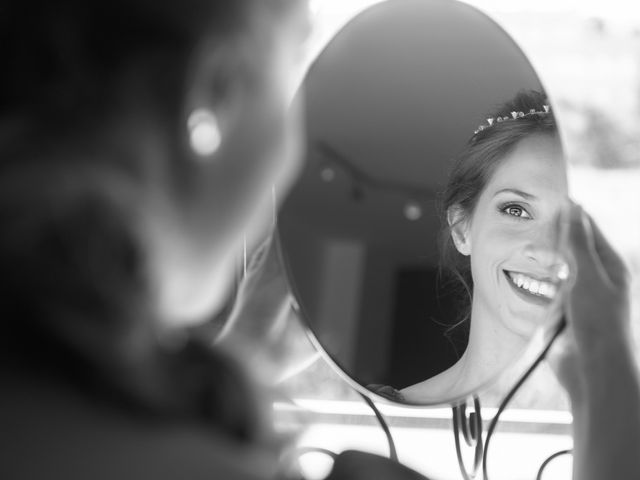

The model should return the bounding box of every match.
[400,90,568,403]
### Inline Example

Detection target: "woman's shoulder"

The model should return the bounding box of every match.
[366,364,466,404]
[0,370,281,480]
[367,384,406,402]
[399,363,465,403]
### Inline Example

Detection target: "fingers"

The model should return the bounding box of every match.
[246,234,274,275]
[558,203,632,370]
[258,232,292,289]
[583,210,629,287]
[568,203,622,290]
[546,330,583,396]
[245,231,287,284]
[241,232,292,308]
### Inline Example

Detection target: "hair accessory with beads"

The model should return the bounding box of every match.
[473,105,550,136]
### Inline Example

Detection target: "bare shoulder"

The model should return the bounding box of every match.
[400,363,464,403]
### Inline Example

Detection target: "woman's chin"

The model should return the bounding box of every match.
[159,259,236,328]
[502,304,553,340]
[502,280,559,332]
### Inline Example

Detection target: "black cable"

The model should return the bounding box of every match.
[535,449,573,480]
[359,392,398,462]
[482,317,567,480]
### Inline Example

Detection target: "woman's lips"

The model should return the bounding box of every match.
[503,270,558,303]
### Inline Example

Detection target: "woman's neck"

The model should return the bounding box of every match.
[456,296,530,386]
[441,296,527,395]
[401,295,530,402]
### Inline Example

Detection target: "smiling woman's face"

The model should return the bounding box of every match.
[461,133,567,338]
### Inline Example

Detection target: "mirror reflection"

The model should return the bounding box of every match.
[278,0,568,404]
[401,90,568,403]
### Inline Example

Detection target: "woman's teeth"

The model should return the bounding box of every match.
[507,272,557,299]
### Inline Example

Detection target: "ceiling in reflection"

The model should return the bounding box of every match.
[290,0,543,256]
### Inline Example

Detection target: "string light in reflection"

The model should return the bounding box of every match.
[403,201,422,221]
[320,166,336,182]
[313,142,434,219]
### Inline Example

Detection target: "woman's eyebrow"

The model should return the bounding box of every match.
[492,188,538,200]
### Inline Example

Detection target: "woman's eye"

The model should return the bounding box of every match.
[501,204,532,219]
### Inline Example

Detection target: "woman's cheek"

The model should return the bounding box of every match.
[484,224,530,254]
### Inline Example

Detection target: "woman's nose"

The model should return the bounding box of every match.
[524,244,563,266]
[523,221,567,271]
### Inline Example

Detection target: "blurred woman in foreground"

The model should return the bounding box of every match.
[0,1,307,478]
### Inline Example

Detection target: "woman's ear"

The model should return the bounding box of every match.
[184,43,244,151]
[448,205,471,256]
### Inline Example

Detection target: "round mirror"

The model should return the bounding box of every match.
[279,0,569,405]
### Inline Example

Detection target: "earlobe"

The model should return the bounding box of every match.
[184,45,240,158]
[448,206,471,256]
[187,108,222,157]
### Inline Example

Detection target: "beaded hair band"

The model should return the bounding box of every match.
[473,105,551,136]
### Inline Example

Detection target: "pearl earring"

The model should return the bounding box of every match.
[188,108,222,157]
